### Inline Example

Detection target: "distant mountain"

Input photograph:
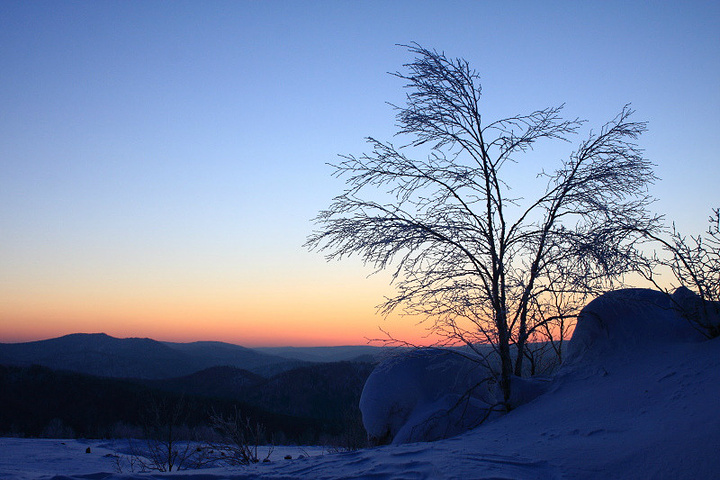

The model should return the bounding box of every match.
[159,340,307,376]
[256,345,395,363]
[0,333,301,379]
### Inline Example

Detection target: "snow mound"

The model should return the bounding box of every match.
[361,288,710,446]
[564,288,706,370]
[359,348,502,444]
[672,285,720,335]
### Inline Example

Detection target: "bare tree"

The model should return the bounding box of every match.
[208,408,272,465]
[306,44,660,407]
[642,208,720,337]
[129,396,210,472]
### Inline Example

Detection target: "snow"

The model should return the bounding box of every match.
[2,288,719,479]
[0,440,326,479]
[359,348,502,444]
[672,285,720,333]
[563,288,705,370]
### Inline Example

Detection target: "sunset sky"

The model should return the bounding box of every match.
[1,1,718,346]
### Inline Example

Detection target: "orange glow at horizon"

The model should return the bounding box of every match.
[0,267,441,347]
[2,253,643,347]
[0,306,437,347]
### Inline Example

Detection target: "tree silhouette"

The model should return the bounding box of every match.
[307,44,661,406]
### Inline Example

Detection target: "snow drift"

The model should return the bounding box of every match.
[564,288,706,369]
[360,288,713,446]
[359,348,502,444]
[358,349,550,444]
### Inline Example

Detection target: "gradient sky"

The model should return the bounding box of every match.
[1,1,718,346]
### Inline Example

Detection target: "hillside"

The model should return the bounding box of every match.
[0,364,323,442]
[148,362,374,422]
[0,356,374,445]
[143,361,374,446]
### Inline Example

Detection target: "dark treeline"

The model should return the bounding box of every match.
[147,362,374,423]
[0,361,374,446]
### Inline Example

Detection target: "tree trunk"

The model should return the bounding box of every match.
[514,325,527,377]
[495,309,513,406]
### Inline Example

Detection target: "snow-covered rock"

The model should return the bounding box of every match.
[359,348,502,444]
[672,285,720,336]
[564,288,706,371]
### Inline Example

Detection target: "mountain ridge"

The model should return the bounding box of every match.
[0,333,299,379]
[0,333,390,379]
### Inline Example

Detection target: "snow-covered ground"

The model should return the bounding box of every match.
[2,289,719,479]
[0,440,328,479]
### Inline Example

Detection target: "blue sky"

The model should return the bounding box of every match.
[0,1,718,345]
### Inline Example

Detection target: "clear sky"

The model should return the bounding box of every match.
[1,1,718,346]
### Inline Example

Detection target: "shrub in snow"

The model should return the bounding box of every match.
[208,409,272,465]
[360,349,507,444]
